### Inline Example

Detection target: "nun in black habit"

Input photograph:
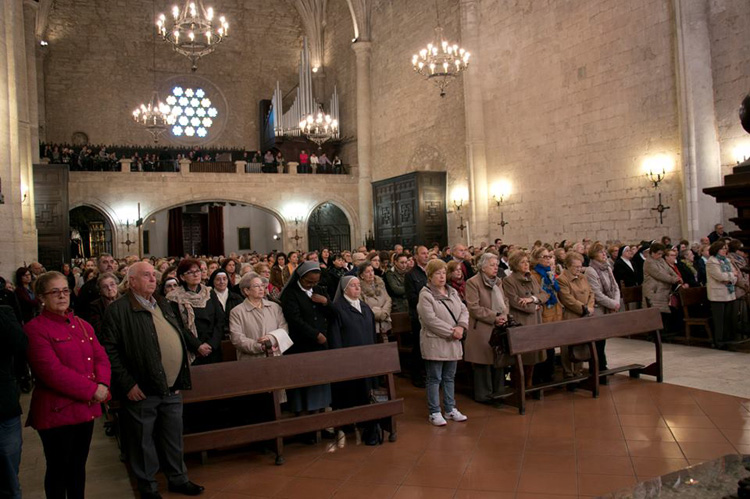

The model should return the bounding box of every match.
[280,261,333,414]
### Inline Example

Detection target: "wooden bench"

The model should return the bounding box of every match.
[678,286,713,345]
[620,282,643,310]
[182,342,403,464]
[502,308,664,415]
[391,312,413,358]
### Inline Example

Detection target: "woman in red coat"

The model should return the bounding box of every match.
[24,271,111,499]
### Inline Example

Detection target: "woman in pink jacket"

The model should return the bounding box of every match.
[24,271,111,499]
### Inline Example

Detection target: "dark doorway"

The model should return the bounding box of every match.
[69,206,113,259]
[308,203,351,253]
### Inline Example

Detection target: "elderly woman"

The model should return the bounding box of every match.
[529,247,563,383]
[25,271,111,498]
[329,276,382,445]
[167,259,224,364]
[464,252,509,403]
[254,262,281,302]
[229,272,291,360]
[88,272,120,340]
[707,240,739,348]
[583,242,621,370]
[557,252,595,377]
[677,248,700,288]
[280,262,333,420]
[358,262,392,343]
[417,259,469,426]
[502,250,548,388]
[210,268,243,338]
[642,243,683,335]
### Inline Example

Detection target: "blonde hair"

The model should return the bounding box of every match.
[446,260,462,276]
[508,250,529,272]
[425,259,447,280]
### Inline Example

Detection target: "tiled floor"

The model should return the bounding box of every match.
[18,370,750,499]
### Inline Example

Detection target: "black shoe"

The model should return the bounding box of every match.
[140,492,162,499]
[168,481,204,496]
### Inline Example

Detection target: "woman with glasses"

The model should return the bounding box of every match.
[166,259,223,365]
[24,271,111,499]
[529,247,563,383]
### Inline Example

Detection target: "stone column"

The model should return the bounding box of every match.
[459,0,489,247]
[23,0,39,163]
[352,41,373,242]
[674,0,722,241]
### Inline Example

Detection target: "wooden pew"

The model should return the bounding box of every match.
[182,342,403,464]
[503,308,664,415]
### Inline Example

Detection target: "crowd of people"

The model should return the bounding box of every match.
[1,223,748,498]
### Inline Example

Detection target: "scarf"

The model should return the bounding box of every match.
[481,272,506,315]
[533,264,559,306]
[166,284,212,340]
[589,259,617,299]
[361,276,385,298]
[717,255,736,294]
[681,259,697,278]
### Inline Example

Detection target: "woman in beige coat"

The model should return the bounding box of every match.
[642,243,682,337]
[584,242,621,371]
[358,262,392,342]
[465,252,509,403]
[502,250,549,388]
[706,240,739,347]
[417,259,469,426]
[557,252,595,377]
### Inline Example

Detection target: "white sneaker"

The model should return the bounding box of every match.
[429,412,447,426]
[445,408,468,422]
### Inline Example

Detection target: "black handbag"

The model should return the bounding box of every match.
[488,315,521,355]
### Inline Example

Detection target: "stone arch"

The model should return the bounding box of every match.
[345,0,371,42]
[307,201,353,252]
[68,204,118,258]
[68,200,119,252]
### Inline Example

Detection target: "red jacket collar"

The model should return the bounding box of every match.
[40,308,74,323]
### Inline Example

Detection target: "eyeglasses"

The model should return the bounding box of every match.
[248,284,265,289]
[44,288,71,296]
[183,270,201,276]
[542,255,553,259]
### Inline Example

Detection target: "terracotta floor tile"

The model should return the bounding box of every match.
[297,458,361,480]
[367,446,423,466]
[516,471,577,495]
[700,405,750,417]
[577,455,635,476]
[458,468,519,492]
[347,463,412,485]
[735,444,750,454]
[466,452,524,471]
[514,494,578,499]
[708,415,750,430]
[578,473,637,496]
[575,426,625,440]
[476,436,526,453]
[453,490,515,499]
[273,477,342,499]
[618,415,667,428]
[403,464,465,489]
[614,403,661,416]
[522,452,576,474]
[677,441,739,460]
[392,485,455,499]
[425,435,478,452]
[574,414,622,429]
[656,403,706,416]
[621,427,675,442]
[527,424,575,439]
[223,471,296,496]
[626,441,685,459]
[670,427,729,443]
[721,429,750,446]
[330,482,398,499]
[662,415,716,429]
[524,437,576,455]
[416,449,473,468]
[631,457,690,478]
[575,438,630,456]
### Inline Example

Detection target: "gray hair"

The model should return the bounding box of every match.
[477,252,499,270]
[239,271,264,290]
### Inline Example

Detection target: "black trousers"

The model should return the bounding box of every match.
[38,421,94,499]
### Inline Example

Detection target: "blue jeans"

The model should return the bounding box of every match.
[0,416,22,499]
[425,360,457,415]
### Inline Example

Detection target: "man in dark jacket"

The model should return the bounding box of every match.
[102,262,206,498]
[76,253,116,321]
[404,246,429,387]
[0,306,26,498]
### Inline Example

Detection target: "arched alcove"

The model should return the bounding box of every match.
[69,206,114,258]
[307,202,351,252]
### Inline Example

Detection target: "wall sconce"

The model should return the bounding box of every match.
[643,154,672,188]
[20,184,29,204]
[117,203,143,256]
[733,143,750,165]
[450,186,469,212]
[490,181,512,235]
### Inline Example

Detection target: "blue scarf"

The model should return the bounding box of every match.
[716,255,736,295]
[534,264,559,306]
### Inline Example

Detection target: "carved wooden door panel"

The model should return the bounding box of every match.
[33,164,69,270]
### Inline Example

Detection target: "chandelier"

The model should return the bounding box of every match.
[298,109,339,147]
[157,0,229,71]
[411,2,470,97]
[133,91,171,143]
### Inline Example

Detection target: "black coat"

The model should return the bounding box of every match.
[405,265,428,313]
[678,261,701,288]
[329,297,377,410]
[219,290,244,338]
[75,278,100,322]
[101,291,202,398]
[695,257,708,286]
[0,306,27,420]
[281,284,334,355]
[633,253,647,285]
[169,287,225,365]
[613,258,640,287]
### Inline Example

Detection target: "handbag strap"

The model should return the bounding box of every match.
[440,299,459,326]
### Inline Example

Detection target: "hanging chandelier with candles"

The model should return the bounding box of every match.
[133,91,172,143]
[299,109,339,147]
[157,0,229,71]
[411,2,470,97]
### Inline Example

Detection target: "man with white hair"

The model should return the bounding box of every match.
[346,252,367,276]
[102,262,208,498]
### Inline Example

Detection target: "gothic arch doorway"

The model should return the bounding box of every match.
[69,206,114,258]
[308,203,351,252]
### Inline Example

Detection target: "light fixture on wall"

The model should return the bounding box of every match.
[490,181,512,235]
[299,107,339,149]
[732,143,750,165]
[134,1,171,143]
[157,0,229,72]
[450,186,469,238]
[410,0,470,97]
[642,154,672,224]
[118,203,144,257]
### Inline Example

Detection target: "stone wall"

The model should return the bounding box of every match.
[43,0,303,149]
[477,0,682,246]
